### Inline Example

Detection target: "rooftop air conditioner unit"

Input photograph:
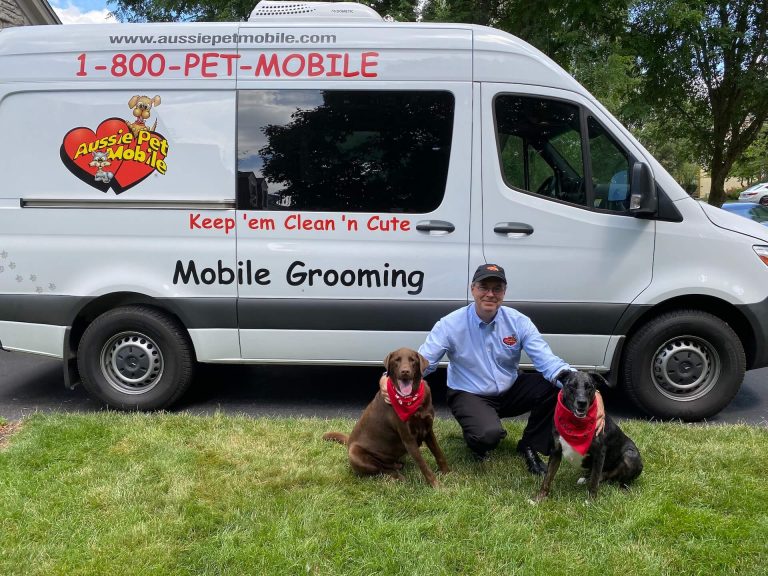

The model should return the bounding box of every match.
[249,1,383,22]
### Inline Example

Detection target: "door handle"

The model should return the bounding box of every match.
[415,220,455,235]
[493,222,534,236]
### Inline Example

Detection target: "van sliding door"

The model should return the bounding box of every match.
[235,84,472,362]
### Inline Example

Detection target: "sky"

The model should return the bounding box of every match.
[50,0,113,24]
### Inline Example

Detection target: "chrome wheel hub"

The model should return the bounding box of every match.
[100,331,163,395]
[651,336,720,401]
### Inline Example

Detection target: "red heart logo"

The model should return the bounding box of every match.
[112,130,168,192]
[61,118,127,193]
[61,118,167,194]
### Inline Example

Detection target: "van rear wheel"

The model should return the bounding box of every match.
[622,310,745,420]
[77,306,195,410]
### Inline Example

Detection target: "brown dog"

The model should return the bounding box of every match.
[323,347,449,487]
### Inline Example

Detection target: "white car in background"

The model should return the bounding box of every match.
[738,182,768,204]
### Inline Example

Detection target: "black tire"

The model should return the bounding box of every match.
[760,195,768,206]
[77,306,195,410]
[622,310,745,421]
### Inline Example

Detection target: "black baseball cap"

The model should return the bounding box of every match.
[472,263,506,284]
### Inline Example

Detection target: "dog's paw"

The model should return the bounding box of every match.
[528,493,546,505]
[576,477,587,485]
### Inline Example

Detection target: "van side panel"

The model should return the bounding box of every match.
[0,88,239,360]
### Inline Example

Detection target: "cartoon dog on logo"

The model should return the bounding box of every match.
[89,150,113,183]
[127,94,161,136]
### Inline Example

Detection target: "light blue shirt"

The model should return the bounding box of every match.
[418,303,571,396]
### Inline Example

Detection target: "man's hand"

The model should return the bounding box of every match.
[379,373,391,404]
[595,390,605,435]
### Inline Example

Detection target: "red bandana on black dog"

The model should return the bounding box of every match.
[386,378,426,421]
[554,390,598,455]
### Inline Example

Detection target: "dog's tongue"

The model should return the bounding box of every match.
[398,380,413,395]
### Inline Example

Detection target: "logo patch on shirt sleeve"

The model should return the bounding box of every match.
[502,336,517,346]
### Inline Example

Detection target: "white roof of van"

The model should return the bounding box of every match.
[0,21,585,92]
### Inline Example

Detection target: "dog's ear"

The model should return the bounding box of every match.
[589,371,609,388]
[383,351,392,372]
[418,352,429,375]
[556,369,574,387]
[152,95,161,107]
[128,95,139,108]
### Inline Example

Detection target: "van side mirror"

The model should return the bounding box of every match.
[630,161,658,216]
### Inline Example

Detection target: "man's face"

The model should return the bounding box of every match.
[471,279,506,318]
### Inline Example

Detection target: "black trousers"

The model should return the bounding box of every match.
[446,372,559,456]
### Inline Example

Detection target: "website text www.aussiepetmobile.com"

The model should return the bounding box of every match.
[109,32,337,47]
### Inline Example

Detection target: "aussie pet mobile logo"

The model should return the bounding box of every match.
[60,95,169,194]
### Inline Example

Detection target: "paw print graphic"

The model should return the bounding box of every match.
[36,286,44,294]
[30,274,37,281]
[16,275,23,282]
[49,283,57,291]
[0,266,4,274]
[0,250,7,259]
[9,262,16,269]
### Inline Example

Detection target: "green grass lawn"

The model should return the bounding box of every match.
[1,413,766,575]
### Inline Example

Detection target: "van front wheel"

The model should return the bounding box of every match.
[622,310,745,420]
[77,306,195,410]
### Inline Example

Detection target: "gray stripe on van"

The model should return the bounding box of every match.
[0,295,237,329]
[237,299,629,334]
[0,295,630,335]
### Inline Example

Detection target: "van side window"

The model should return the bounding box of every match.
[237,90,455,212]
[588,117,631,212]
[495,96,587,207]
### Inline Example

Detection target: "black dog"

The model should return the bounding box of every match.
[535,371,642,500]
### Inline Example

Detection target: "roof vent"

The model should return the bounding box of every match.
[249,1,383,21]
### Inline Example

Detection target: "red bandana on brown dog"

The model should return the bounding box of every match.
[386,377,426,421]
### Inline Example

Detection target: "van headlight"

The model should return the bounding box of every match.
[753,246,768,266]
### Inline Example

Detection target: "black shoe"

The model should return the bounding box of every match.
[517,445,547,476]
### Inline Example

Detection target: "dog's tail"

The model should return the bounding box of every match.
[322,432,349,445]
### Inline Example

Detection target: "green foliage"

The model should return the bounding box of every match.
[107,0,254,22]
[421,0,631,72]
[107,0,419,22]
[731,125,768,185]
[628,0,768,206]
[633,119,701,194]
[2,413,768,575]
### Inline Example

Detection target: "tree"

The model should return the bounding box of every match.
[628,1,768,206]
[421,0,630,72]
[108,0,253,22]
[108,0,418,22]
[730,124,768,185]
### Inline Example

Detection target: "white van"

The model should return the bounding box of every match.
[1,1,767,419]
